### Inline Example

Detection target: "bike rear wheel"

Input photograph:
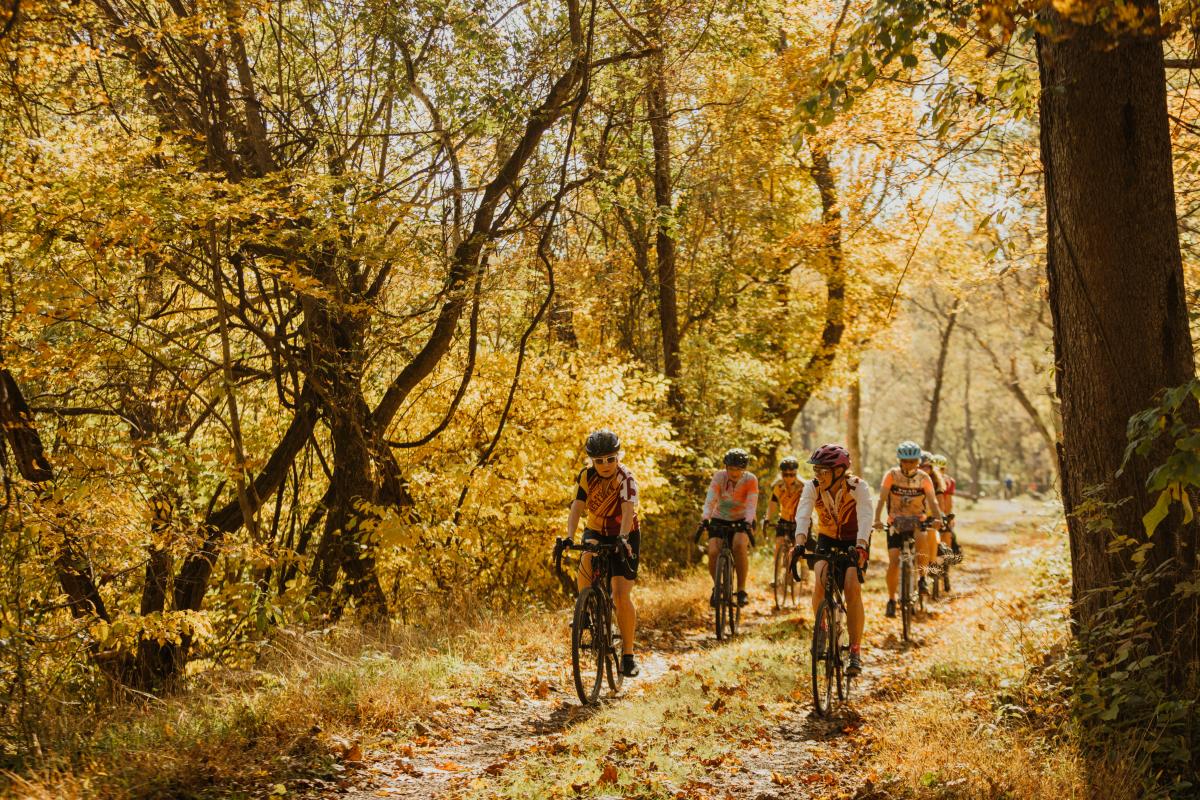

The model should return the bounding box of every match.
[900,559,912,643]
[932,562,941,601]
[811,600,837,717]
[571,587,605,705]
[773,546,788,610]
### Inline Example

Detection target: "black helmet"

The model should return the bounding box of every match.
[723,448,749,468]
[585,429,620,457]
[779,456,799,471]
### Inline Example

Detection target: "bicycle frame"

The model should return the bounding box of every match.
[706,520,750,640]
[553,539,624,704]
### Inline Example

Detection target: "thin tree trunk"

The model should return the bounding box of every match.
[1037,0,1198,674]
[923,300,959,450]
[846,368,861,469]
[646,1,682,411]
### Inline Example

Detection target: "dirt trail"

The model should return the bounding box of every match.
[313,499,1058,800]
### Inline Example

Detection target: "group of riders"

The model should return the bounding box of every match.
[559,430,962,681]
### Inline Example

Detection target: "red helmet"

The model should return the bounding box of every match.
[808,444,850,469]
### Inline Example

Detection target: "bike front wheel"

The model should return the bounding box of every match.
[571,586,605,705]
[811,600,837,717]
[716,551,734,640]
[773,545,788,610]
[603,600,624,696]
[900,559,912,643]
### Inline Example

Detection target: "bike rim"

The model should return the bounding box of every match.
[811,602,833,716]
[571,588,604,704]
[605,609,624,695]
[773,550,786,609]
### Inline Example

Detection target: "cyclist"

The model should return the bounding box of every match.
[791,444,873,676]
[873,441,943,618]
[931,453,961,557]
[919,451,950,572]
[766,456,804,591]
[701,448,758,609]
[564,429,641,677]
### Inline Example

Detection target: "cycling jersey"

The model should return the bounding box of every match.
[795,476,873,546]
[944,475,956,497]
[880,467,935,520]
[770,478,803,522]
[702,470,758,525]
[575,465,639,536]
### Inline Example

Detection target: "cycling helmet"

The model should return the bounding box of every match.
[723,448,750,468]
[779,456,800,471]
[896,441,922,460]
[920,450,934,466]
[931,453,948,468]
[585,429,620,457]
[808,444,851,468]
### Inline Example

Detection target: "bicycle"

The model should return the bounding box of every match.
[553,537,625,705]
[767,519,802,611]
[698,519,750,641]
[888,517,929,643]
[791,544,859,717]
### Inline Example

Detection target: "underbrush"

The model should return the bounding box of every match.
[2,560,717,800]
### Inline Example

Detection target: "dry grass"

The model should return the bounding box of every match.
[1,565,715,800]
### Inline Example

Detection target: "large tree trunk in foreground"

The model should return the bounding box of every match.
[1038,1,1198,671]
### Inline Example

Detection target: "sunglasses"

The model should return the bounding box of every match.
[781,470,797,476]
[592,454,619,465]
[813,467,833,476]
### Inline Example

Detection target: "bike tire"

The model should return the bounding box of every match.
[714,551,727,641]
[773,546,787,610]
[811,600,836,717]
[571,587,605,705]
[728,554,740,636]
[943,563,951,593]
[720,551,737,638]
[834,607,847,702]
[900,559,912,643]
[932,563,941,601]
[603,600,624,696]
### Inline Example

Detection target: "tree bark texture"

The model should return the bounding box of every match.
[774,143,846,436]
[646,1,683,411]
[1037,4,1198,669]
[922,301,958,451]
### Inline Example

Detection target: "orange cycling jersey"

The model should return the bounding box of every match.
[575,465,640,536]
[880,467,934,520]
[770,479,803,522]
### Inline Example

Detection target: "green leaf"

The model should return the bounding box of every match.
[1142,489,1172,536]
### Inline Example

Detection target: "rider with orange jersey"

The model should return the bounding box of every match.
[873,441,943,618]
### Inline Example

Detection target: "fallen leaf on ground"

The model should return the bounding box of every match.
[435,761,465,772]
[343,744,363,763]
[598,763,619,785]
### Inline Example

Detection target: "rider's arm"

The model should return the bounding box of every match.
[922,475,942,523]
[743,475,758,525]
[793,481,816,545]
[567,499,585,538]
[767,497,779,524]
[874,472,892,527]
[853,479,874,549]
[619,500,636,538]
[701,472,720,521]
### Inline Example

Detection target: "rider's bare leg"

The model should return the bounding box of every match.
[811,560,827,618]
[887,547,900,600]
[611,576,636,655]
[844,567,864,647]
[733,531,750,593]
[577,552,594,592]
[706,537,721,580]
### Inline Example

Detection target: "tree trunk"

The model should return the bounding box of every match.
[922,300,959,451]
[846,368,861,469]
[774,143,846,434]
[1037,1,1198,672]
[646,1,683,411]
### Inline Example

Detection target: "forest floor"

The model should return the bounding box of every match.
[294,497,1081,800]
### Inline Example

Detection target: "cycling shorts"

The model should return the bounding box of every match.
[811,535,866,590]
[887,515,923,550]
[708,518,755,549]
[581,528,639,580]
